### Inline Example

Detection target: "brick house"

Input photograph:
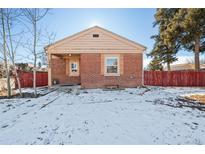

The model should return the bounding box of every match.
[45,26,146,88]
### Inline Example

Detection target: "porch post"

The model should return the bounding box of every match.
[142,53,144,86]
[48,53,52,87]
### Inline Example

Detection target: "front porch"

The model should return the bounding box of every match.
[48,53,81,86]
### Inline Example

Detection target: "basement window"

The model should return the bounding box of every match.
[93,34,99,38]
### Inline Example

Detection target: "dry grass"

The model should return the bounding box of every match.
[185,94,205,104]
[0,89,17,97]
[0,78,16,97]
[0,90,7,96]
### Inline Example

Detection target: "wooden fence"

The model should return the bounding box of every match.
[15,70,205,88]
[144,70,205,87]
[16,71,48,88]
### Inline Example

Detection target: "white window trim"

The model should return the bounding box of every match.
[104,55,120,76]
[69,60,79,76]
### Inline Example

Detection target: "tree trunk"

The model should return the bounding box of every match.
[33,11,37,97]
[33,68,37,97]
[1,9,11,97]
[167,62,171,71]
[33,55,37,98]
[194,36,200,70]
[14,68,22,96]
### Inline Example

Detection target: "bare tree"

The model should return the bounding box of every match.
[22,8,49,97]
[0,8,11,97]
[41,29,56,66]
[4,8,23,96]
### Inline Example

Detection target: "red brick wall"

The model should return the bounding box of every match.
[51,57,80,85]
[80,53,143,88]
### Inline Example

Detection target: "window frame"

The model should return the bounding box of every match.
[104,55,120,76]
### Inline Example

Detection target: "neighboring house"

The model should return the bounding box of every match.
[45,26,146,88]
[165,63,205,71]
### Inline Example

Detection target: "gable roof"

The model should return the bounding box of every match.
[97,26,146,49]
[45,26,146,53]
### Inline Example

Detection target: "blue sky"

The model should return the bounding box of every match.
[19,8,197,66]
[45,8,157,51]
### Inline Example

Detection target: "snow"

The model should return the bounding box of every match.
[0,86,205,145]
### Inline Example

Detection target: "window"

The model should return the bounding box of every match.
[69,60,79,76]
[105,56,120,76]
[71,62,78,72]
[93,34,99,38]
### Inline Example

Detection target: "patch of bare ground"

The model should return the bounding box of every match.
[185,94,205,104]
[153,97,205,112]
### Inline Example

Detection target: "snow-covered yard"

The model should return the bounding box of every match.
[0,86,205,145]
